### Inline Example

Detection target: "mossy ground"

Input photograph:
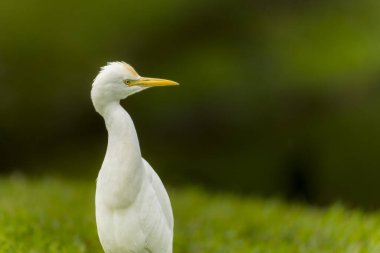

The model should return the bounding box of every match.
[0,176,379,253]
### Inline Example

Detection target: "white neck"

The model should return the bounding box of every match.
[97,101,144,208]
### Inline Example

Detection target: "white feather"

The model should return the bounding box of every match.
[92,62,174,253]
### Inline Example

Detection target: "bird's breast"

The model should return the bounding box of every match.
[95,175,173,253]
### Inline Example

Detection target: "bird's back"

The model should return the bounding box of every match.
[143,159,174,230]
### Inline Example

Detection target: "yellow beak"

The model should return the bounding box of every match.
[130,77,179,87]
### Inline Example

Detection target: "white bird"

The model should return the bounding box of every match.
[91,62,178,253]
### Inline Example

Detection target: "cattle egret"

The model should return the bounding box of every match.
[91,62,178,253]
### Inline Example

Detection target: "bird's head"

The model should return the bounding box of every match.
[91,62,178,114]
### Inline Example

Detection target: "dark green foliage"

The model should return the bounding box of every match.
[1,0,380,206]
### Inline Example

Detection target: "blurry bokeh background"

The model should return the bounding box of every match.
[1,0,380,208]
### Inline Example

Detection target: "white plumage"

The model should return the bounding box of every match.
[91,62,178,253]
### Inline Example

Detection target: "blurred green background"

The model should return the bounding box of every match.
[1,0,380,208]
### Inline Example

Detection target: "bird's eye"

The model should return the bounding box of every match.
[124,80,131,85]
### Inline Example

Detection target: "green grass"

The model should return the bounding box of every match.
[1,177,380,253]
